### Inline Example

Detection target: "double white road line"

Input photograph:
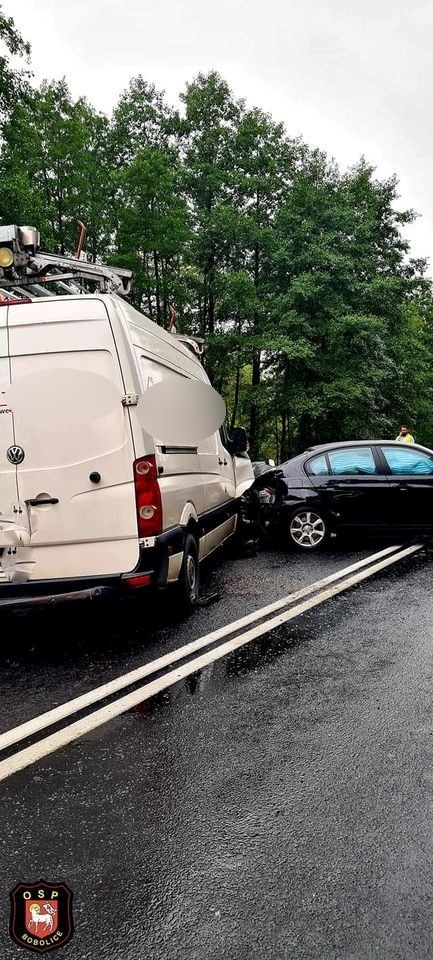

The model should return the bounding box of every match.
[0,542,424,783]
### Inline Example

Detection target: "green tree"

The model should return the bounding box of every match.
[112,145,190,323]
[271,158,430,455]
[0,4,30,124]
[110,76,172,166]
[1,80,111,258]
[228,107,303,456]
[109,79,189,323]
[180,72,241,338]
[1,59,432,460]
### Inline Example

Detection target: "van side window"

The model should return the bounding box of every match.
[137,353,180,389]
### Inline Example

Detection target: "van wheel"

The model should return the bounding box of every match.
[175,533,200,614]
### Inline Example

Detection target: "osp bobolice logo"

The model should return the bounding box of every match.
[9,880,74,953]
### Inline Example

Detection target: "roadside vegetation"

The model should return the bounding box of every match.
[2,7,432,459]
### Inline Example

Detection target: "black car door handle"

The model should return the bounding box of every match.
[26,498,59,506]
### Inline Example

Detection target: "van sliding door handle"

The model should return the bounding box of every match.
[26,498,59,506]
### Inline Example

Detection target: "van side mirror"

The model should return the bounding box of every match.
[233,426,248,454]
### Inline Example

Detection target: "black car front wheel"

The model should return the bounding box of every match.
[288,509,328,551]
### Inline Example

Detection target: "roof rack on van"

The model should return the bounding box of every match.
[0,224,206,357]
[0,225,132,298]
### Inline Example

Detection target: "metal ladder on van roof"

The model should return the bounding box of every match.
[0,224,133,299]
[0,224,205,357]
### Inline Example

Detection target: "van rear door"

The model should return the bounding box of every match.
[0,305,17,498]
[5,297,139,581]
[0,304,26,563]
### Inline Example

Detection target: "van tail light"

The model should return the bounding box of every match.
[133,455,162,537]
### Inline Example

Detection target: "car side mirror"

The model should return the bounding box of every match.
[233,426,248,454]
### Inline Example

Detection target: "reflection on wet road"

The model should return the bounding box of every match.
[1,542,433,959]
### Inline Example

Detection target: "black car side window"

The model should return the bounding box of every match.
[381,446,433,475]
[305,454,329,476]
[328,447,377,475]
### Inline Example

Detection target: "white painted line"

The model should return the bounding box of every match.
[0,542,423,783]
[0,544,403,752]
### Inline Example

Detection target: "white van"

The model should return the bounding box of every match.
[0,293,254,612]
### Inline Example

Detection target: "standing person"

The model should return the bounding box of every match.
[395,424,415,443]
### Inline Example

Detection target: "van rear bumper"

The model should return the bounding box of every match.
[0,583,116,610]
[0,526,185,612]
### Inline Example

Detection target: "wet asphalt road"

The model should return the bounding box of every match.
[1,541,433,959]
[0,540,373,733]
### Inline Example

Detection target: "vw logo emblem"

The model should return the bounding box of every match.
[6,445,25,465]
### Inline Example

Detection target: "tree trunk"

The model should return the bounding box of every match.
[198,293,205,338]
[249,346,261,458]
[274,417,280,463]
[57,188,65,255]
[230,350,241,432]
[287,414,293,459]
[249,223,261,457]
[203,271,208,338]
[153,250,162,325]
[298,413,312,450]
[281,413,287,462]
[144,255,154,320]
[146,290,153,319]
[208,250,215,335]
[41,165,56,240]
[161,257,168,327]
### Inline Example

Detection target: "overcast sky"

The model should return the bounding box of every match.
[8,0,433,270]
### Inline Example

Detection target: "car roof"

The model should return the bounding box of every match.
[304,440,433,453]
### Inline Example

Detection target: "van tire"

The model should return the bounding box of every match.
[174,532,200,614]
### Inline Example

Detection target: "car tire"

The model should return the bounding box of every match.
[287,508,329,551]
[174,532,200,614]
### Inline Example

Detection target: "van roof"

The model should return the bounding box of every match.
[7,292,204,369]
[113,296,205,367]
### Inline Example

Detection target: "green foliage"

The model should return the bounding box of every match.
[1,30,432,459]
[0,4,30,123]
[1,80,111,257]
[111,145,190,322]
